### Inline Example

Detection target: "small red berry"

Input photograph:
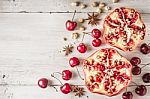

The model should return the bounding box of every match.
[66,20,77,31]
[92,39,101,47]
[62,70,72,80]
[135,85,147,96]
[130,57,141,66]
[38,78,48,88]
[69,57,80,67]
[77,43,87,53]
[140,43,150,54]
[91,29,101,39]
[60,83,72,94]
[132,66,141,75]
[122,91,133,99]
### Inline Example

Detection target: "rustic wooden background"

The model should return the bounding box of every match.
[0,0,150,99]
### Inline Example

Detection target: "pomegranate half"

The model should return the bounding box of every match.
[103,7,146,51]
[83,48,132,96]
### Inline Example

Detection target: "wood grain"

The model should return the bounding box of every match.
[0,0,150,99]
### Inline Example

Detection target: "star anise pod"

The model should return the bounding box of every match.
[72,86,85,97]
[85,12,100,26]
[63,44,74,56]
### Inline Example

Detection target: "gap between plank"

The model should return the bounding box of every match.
[0,11,149,14]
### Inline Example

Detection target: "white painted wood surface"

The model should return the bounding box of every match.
[0,0,149,99]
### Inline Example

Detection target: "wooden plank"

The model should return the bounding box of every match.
[0,13,149,86]
[0,0,150,13]
[0,86,150,99]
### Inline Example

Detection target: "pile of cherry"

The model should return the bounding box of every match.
[37,14,150,99]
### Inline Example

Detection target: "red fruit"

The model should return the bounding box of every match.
[91,29,101,39]
[38,78,48,88]
[130,57,141,66]
[132,66,141,75]
[92,39,101,47]
[103,7,146,51]
[142,73,150,83]
[77,43,87,53]
[66,20,77,31]
[122,91,133,99]
[83,48,132,96]
[140,43,150,54]
[135,85,147,96]
[60,83,72,94]
[62,70,72,80]
[69,57,80,67]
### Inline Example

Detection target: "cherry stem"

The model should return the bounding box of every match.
[51,86,58,92]
[76,67,84,80]
[81,33,86,42]
[51,74,63,85]
[125,88,127,92]
[141,63,150,69]
[53,72,62,75]
[131,81,138,86]
[72,10,76,21]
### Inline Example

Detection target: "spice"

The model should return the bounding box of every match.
[80,4,87,9]
[71,1,80,6]
[63,45,74,56]
[72,86,85,97]
[79,26,86,31]
[85,12,100,26]
[112,0,119,3]
[96,8,102,13]
[63,37,67,41]
[91,2,99,7]
[72,32,79,39]
[105,6,111,11]
[99,3,105,9]
[78,18,84,23]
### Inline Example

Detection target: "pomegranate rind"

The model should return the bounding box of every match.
[103,7,146,51]
[83,48,132,96]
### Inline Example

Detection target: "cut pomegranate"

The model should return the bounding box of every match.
[83,48,132,96]
[103,7,146,51]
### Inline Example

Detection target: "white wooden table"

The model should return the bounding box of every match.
[0,0,150,99]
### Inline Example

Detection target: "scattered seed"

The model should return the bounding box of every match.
[105,6,111,11]
[80,4,87,9]
[78,18,84,23]
[91,2,99,7]
[72,32,79,39]
[71,1,80,6]
[99,3,105,9]
[112,0,119,3]
[96,8,102,13]
[63,37,67,41]
[79,26,86,31]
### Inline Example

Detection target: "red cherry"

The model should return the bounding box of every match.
[60,83,72,94]
[66,20,77,31]
[122,91,133,99]
[69,57,80,67]
[130,57,141,66]
[142,73,150,83]
[91,29,101,39]
[92,39,101,47]
[77,43,87,53]
[62,70,72,80]
[38,78,48,88]
[132,66,141,75]
[140,43,150,54]
[135,85,147,96]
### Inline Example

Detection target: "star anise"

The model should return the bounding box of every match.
[72,86,85,97]
[63,44,74,56]
[85,12,100,26]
